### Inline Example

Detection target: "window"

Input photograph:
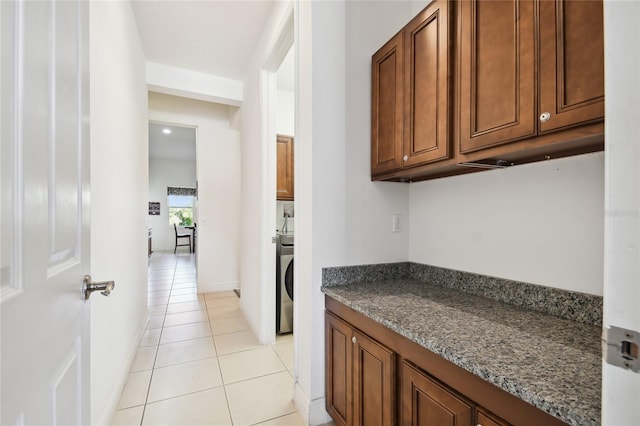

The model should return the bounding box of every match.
[168,194,194,226]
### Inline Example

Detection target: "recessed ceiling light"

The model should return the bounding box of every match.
[162,128,172,134]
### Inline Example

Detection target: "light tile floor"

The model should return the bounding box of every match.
[112,252,304,426]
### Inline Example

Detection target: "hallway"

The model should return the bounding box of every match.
[111,252,304,425]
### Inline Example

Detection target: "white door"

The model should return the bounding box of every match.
[1,1,94,424]
[602,1,640,424]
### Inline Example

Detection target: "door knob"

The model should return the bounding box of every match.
[83,275,115,300]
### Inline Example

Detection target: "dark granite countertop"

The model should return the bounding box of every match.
[321,278,601,426]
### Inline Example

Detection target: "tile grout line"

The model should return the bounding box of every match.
[206,290,236,425]
[139,252,179,426]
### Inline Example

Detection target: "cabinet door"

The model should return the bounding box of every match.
[459,0,536,153]
[372,32,404,175]
[276,135,294,201]
[403,0,452,167]
[538,0,604,133]
[401,361,473,426]
[326,312,353,426]
[353,330,396,426]
[476,407,512,426]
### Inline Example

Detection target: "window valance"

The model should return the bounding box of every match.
[167,187,196,196]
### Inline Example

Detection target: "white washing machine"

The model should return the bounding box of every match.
[276,234,294,334]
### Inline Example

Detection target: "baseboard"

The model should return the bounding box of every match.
[96,309,149,426]
[198,281,240,294]
[294,384,333,426]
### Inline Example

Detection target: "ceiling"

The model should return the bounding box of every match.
[133,1,292,161]
[148,123,197,161]
[131,1,276,81]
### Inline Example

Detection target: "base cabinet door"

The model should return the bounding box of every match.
[476,408,512,426]
[326,312,396,426]
[401,361,473,426]
[326,313,353,426]
[353,330,396,426]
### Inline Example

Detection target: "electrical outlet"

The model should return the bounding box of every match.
[392,214,401,233]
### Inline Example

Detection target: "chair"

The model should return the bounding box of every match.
[174,224,192,253]
[191,223,197,253]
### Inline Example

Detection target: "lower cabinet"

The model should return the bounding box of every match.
[326,312,396,426]
[325,297,564,426]
[401,361,473,426]
[401,361,512,426]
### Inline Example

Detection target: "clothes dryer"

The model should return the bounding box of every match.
[276,234,294,334]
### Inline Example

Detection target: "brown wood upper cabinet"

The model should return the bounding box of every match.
[276,135,294,201]
[371,0,452,176]
[372,0,604,181]
[537,0,604,133]
[459,0,604,153]
[458,0,536,152]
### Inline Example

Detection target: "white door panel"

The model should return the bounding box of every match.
[1,1,91,425]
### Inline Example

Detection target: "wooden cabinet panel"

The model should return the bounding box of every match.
[372,32,404,175]
[326,312,352,426]
[276,135,294,201]
[538,0,604,133]
[403,0,452,166]
[326,312,396,426]
[401,361,473,426]
[372,0,604,182]
[353,331,396,426]
[459,0,536,153]
[326,296,571,426]
[476,408,512,426]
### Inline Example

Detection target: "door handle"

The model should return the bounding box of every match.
[83,275,115,300]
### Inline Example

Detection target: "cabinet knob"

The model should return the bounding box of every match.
[403,155,408,162]
[352,336,357,344]
[539,112,551,122]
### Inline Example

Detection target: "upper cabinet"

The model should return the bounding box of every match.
[403,0,453,167]
[371,32,404,175]
[371,0,452,177]
[458,0,536,153]
[277,135,294,201]
[537,0,604,133]
[372,0,604,182]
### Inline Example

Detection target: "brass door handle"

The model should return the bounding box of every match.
[83,275,115,300]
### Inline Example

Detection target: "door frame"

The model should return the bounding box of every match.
[258,3,294,344]
[602,1,640,423]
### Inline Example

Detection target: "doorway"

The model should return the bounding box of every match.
[275,46,295,337]
[147,121,198,260]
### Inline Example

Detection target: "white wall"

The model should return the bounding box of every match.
[296,0,606,422]
[298,6,348,421]
[345,1,419,265]
[89,2,149,424]
[148,92,241,292]
[293,1,427,423]
[148,158,197,251]
[343,0,606,297]
[277,89,295,136]
[409,153,605,295]
[239,0,293,347]
[276,87,294,233]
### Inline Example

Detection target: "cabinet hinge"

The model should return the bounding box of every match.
[603,326,640,373]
